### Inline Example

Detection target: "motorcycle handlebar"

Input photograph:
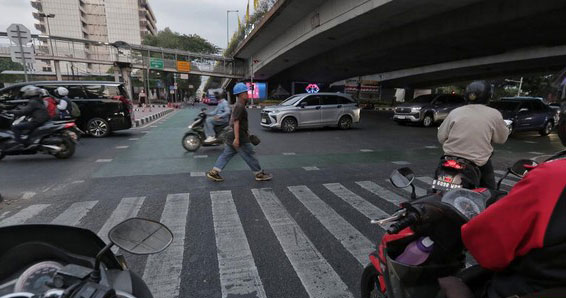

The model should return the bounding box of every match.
[387,212,419,234]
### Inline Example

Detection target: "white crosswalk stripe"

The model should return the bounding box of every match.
[211,191,267,298]
[356,181,406,206]
[0,204,50,227]
[97,197,145,244]
[51,201,98,226]
[5,177,479,297]
[393,179,427,197]
[252,188,353,298]
[324,183,389,219]
[288,185,374,266]
[143,193,190,298]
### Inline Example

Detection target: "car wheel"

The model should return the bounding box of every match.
[338,115,353,130]
[422,114,434,127]
[182,134,201,152]
[54,137,75,159]
[87,118,110,138]
[540,121,553,136]
[281,117,298,133]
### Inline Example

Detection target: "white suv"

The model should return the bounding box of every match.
[260,93,361,132]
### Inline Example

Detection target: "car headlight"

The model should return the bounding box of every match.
[411,107,422,113]
[270,110,280,114]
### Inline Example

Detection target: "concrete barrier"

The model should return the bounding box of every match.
[134,109,174,127]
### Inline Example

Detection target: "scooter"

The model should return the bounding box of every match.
[430,120,514,194]
[360,159,551,298]
[182,108,228,152]
[0,111,77,160]
[0,218,172,298]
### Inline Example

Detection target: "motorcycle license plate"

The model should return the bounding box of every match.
[261,117,268,124]
[432,179,462,191]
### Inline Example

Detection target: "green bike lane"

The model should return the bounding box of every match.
[92,109,438,178]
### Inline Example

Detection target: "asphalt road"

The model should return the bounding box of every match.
[0,105,562,297]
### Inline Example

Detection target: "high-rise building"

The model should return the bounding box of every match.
[31,0,157,73]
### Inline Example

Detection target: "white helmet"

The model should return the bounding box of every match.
[40,88,49,97]
[19,85,42,98]
[55,87,69,97]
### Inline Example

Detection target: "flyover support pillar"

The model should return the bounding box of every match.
[115,62,133,100]
[113,67,121,82]
[53,60,62,81]
[404,88,415,101]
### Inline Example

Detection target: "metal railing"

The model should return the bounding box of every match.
[0,32,246,78]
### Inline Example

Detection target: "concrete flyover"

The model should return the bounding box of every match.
[234,0,566,87]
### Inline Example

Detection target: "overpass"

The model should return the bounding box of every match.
[0,33,246,98]
[234,0,566,89]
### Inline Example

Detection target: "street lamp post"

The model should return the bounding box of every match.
[39,13,55,55]
[505,77,524,96]
[227,10,239,49]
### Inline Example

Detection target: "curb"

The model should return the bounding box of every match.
[134,104,168,112]
[133,109,174,127]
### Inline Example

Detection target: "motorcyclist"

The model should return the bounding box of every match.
[437,81,510,189]
[449,104,566,298]
[204,90,231,143]
[10,85,50,146]
[53,86,73,120]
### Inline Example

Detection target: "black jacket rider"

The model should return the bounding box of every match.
[11,97,49,143]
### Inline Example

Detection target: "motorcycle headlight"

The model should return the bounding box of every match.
[411,107,422,113]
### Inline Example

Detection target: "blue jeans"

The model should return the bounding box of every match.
[213,143,262,173]
[204,117,228,138]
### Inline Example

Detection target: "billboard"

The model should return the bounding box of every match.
[246,82,268,100]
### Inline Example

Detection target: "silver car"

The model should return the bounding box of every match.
[261,93,361,132]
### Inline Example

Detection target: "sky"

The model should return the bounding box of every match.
[0,0,255,49]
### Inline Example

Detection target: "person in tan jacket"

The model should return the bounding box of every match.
[438,81,510,188]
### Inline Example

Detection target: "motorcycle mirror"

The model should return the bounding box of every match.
[108,218,173,255]
[509,159,539,178]
[389,167,415,188]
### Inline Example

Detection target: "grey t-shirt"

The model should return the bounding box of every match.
[226,102,250,143]
[438,104,509,166]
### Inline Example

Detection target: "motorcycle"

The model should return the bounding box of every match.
[360,159,546,298]
[182,108,228,152]
[430,120,514,194]
[0,218,172,298]
[0,111,77,160]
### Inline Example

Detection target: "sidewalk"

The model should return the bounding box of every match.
[133,106,174,127]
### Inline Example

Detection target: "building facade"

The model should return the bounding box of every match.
[31,0,157,74]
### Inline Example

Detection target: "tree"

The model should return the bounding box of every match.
[0,58,24,86]
[143,28,220,55]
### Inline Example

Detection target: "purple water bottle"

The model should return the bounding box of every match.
[395,236,435,266]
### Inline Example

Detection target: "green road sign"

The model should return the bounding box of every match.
[150,58,164,69]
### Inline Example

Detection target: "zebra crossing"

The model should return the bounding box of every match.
[0,173,520,298]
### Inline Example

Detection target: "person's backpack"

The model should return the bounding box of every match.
[43,97,57,119]
[70,101,81,118]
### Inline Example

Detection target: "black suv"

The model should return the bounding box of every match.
[0,81,134,137]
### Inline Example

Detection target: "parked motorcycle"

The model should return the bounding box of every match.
[360,159,544,298]
[0,218,172,298]
[182,108,228,152]
[0,111,77,160]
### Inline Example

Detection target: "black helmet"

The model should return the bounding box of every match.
[465,81,492,104]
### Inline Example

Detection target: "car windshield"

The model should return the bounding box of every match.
[410,95,435,103]
[280,95,303,106]
[490,101,521,111]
